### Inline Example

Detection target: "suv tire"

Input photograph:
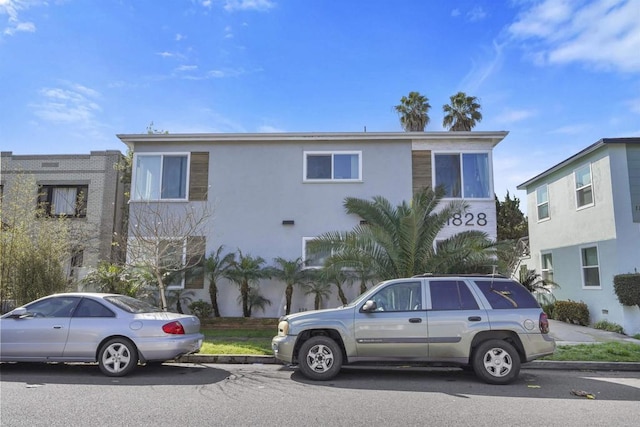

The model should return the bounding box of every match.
[298,336,343,381]
[472,339,520,385]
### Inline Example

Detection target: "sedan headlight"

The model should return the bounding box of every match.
[277,320,289,336]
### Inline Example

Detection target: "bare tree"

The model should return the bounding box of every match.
[126,201,211,311]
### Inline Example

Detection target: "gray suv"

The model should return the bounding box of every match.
[272,274,555,384]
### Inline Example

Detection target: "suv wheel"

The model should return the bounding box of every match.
[298,336,343,381]
[472,339,520,385]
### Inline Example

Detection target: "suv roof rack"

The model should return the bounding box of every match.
[411,273,509,279]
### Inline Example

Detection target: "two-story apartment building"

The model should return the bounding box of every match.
[517,138,640,335]
[118,131,507,317]
[0,151,127,283]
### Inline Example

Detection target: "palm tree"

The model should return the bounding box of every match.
[519,268,559,307]
[308,186,496,280]
[205,246,235,317]
[271,257,308,315]
[442,91,482,131]
[320,265,354,305]
[238,287,272,317]
[224,250,271,317]
[394,91,431,131]
[302,271,333,310]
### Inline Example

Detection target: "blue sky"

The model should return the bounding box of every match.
[1,0,639,205]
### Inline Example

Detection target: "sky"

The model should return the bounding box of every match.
[1,0,639,207]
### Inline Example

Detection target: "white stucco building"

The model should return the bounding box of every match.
[517,137,640,335]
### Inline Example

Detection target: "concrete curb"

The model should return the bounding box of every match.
[178,354,640,371]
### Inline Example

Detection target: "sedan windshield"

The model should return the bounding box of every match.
[104,295,163,314]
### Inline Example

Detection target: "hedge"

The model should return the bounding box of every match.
[553,300,590,326]
[613,273,640,307]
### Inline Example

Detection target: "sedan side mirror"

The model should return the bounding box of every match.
[361,300,377,312]
[8,307,27,318]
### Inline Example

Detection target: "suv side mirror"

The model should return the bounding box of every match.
[361,300,377,312]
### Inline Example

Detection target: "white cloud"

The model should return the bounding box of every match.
[176,65,198,72]
[223,0,275,12]
[31,83,102,125]
[495,109,537,124]
[451,8,461,17]
[175,33,185,41]
[257,125,285,133]
[549,124,591,135]
[1,0,40,36]
[467,6,487,22]
[509,0,640,72]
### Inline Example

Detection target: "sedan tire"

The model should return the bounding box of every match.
[298,336,343,381]
[472,339,520,385]
[98,338,138,377]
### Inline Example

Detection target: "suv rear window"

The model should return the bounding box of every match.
[474,280,540,309]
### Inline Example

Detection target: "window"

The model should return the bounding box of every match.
[303,237,330,268]
[536,185,549,221]
[73,298,115,318]
[368,281,422,311]
[26,296,80,318]
[304,151,361,181]
[133,154,188,200]
[474,280,540,309]
[429,280,479,310]
[581,246,600,287]
[575,164,594,208]
[434,153,490,198]
[38,185,88,217]
[541,253,553,283]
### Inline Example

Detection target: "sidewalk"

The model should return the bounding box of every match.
[179,320,640,371]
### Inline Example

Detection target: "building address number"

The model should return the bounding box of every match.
[447,212,488,227]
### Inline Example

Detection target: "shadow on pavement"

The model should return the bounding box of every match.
[288,365,640,401]
[0,362,230,386]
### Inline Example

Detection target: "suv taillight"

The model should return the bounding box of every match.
[162,321,185,335]
[539,312,549,334]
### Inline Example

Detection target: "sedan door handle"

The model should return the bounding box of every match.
[468,316,481,322]
[53,325,63,329]
[409,318,422,323]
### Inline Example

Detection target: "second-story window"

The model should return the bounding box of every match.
[38,185,88,217]
[434,152,490,198]
[575,164,594,209]
[304,151,361,182]
[133,154,188,201]
[536,185,549,221]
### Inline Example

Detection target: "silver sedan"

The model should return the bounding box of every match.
[0,293,204,376]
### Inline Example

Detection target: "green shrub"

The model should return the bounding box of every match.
[188,300,213,319]
[613,273,640,307]
[541,302,555,319]
[553,300,589,326]
[593,320,624,334]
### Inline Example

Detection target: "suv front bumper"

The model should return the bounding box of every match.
[272,335,297,364]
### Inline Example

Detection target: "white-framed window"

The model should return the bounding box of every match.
[580,245,600,288]
[536,185,549,221]
[541,252,553,283]
[575,164,594,209]
[302,237,330,268]
[434,152,491,199]
[133,153,189,201]
[303,151,362,182]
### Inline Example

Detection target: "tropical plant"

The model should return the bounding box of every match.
[188,300,213,319]
[394,91,431,131]
[519,268,558,306]
[237,287,272,317]
[442,91,482,131]
[205,246,236,317]
[224,250,272,317]
[81,262,138,296]
[302,271,333,310]
[308,186,497,280]
[319,265,353,305]
[166,289,196,313]
[271,257,308,315]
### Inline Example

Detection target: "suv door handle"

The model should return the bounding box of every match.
[468,316,481,321]
[409,318,422,323]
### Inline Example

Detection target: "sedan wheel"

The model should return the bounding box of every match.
[472,339,520,385]
[298,336,343,381]
[98,338,138,377]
